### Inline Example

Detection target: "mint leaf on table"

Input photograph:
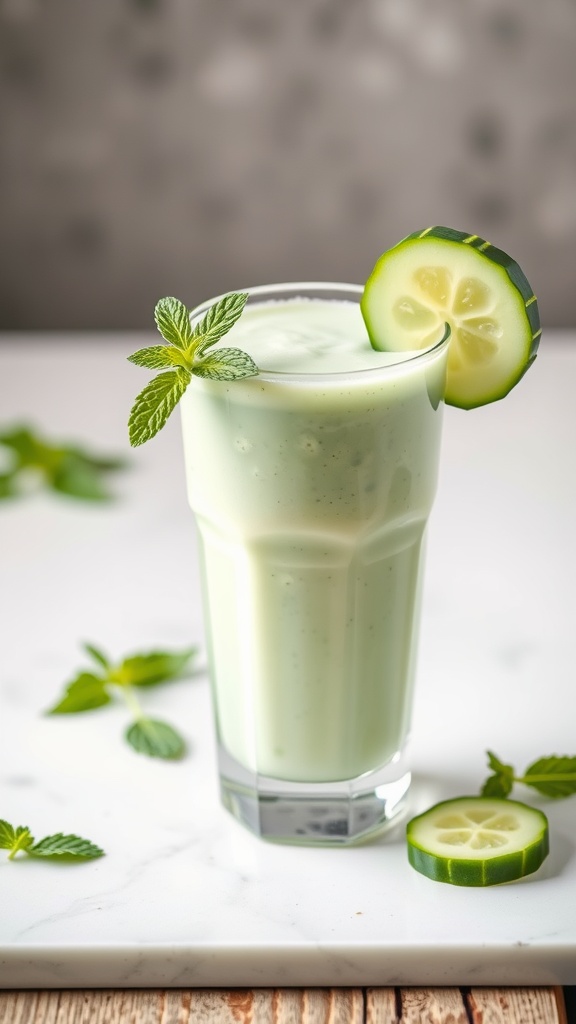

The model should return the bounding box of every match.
[481,751,576,800]
[522,756,576,798]
[47,672,112,714]
[0,820,34,858]
[0,473,17,499]
[127,292,258,446]
[0,425,126,502]
[126,718,186,760]
[29,834,104,859]
[0,819,103,861]
[110,649,196,687]
[480,750,515,798]
[83,642,111,673]
[47,643,196,759]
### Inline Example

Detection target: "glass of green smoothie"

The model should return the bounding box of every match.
[179,282,450,844]
[129,225,540,845]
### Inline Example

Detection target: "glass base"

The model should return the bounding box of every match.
[217,743,411,846]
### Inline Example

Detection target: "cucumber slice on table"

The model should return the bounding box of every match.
[407,796,549,886]
[361,226,541,410]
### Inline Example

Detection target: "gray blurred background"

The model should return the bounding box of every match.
[1,0,575,330]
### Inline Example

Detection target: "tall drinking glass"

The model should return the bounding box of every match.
[180,283,449,844]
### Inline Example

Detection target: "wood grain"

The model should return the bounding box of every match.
[399,988,468,1024]
[468,987,567,1024]
[365,989,397,1024]
[0,988,364,1024]
[0,988,566,1024]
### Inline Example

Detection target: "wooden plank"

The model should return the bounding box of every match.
[365,988,397,1024]
[467,988,568,1024]
[0,990,176,1024]
[0,988,566,1024]
[0,989,365,1024]
[400,988,468,1024]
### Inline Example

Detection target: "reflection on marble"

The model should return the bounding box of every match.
[0,335,575,987]
[0,1,575,328]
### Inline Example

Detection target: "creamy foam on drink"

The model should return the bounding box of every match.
[180,297,447,783]
[223,298,398,372]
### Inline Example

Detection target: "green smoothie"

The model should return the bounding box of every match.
[180,292,448,783]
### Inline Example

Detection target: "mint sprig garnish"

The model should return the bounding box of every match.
[481,750,576,799]
[128,292,258,446]
[47,643,196,760]
[0,819,104,861]
[0,425,125,501]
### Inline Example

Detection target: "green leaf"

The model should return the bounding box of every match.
[47,672,111,714]
[481,773,514,798]
[114,648,196,687]
[154,297,193,351]
[192,292,248,355]
[521,756,576,798]
[128,346,186,371]
[193,347,259,382]
[0,426,126,500]
[66,449,126,472]
[0,819,16,849]
[83,642,111,672]
[0,823,34,858]
[50,457,111,501]
[0,472,17,499]
[29,833,104,859]
[128,368,191,447]
[0,426,44,465]
[486,750,514,778]
[126,718,186,759]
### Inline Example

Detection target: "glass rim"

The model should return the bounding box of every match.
[190,281,451,384]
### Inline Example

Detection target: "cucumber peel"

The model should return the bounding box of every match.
[407,796,549,886]
[362,227,541,410]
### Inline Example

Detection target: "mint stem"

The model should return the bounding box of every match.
[117,683,145,722]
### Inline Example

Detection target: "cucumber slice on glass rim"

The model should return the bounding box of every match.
[406,796,549,887]
[361,226,541,410]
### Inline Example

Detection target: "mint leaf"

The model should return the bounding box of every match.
[521,756,576,798]
[83,642,111,672]
[0,426,42,463]
[0,472,17,499]
[0,819,17,849]
[0,425,125,502]
[486,751,514,778]
[29,834,104,859]
[192,292,248,355]
[113,648,196,687]
[480,750,576,801]
[128,293,257,446]
[128,368,191,447]
[154,297,193,350]
[126,718,186,759]
[481,773,514,798]
[50,457,111,501]
[193,347,259,382]
[48,644,196,759]
[47,672,111,714]
[128,346,185,370]
[480,750,515,797]
[0,820,103,862]
[0,821,34,859]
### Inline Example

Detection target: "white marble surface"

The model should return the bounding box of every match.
[0,331,575,988]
